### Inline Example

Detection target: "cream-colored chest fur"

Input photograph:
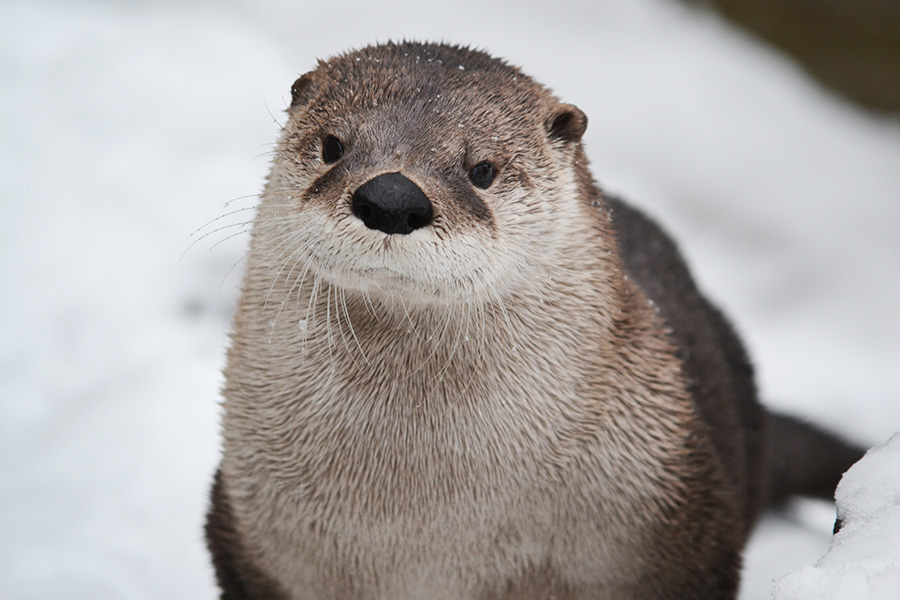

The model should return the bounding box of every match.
[220,278,682,598]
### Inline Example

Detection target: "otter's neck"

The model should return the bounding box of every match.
[226,194,642,412]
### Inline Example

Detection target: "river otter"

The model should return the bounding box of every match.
[205,41,863,599]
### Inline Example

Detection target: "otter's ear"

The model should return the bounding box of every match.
[546,103,588,144]
[290,73,318,109]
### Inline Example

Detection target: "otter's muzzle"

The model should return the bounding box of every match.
[351,172,433,235]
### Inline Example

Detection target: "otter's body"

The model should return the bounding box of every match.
[207,42,861,599]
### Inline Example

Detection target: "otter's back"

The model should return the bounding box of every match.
[605,196,768,526]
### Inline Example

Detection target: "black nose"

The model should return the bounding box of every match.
[351,172,433,235]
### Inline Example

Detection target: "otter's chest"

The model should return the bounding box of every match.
[228,392,637,599]
[267,485,560,599]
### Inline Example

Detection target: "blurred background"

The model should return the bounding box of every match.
[700,0,900,113]
[2,0,898,598]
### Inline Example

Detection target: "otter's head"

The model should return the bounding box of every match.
[258,42,592,307]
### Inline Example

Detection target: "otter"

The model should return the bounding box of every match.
[205,41,863,599]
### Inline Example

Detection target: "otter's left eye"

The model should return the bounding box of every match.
[469,161,496,189]
[322,135,344,164]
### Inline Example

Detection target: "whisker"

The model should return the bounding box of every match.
[181,212,258,261]
[263,96,286,129]
[340,286,369,366]
[190,204,259,238]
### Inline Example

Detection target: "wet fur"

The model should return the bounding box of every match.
[207,42,863,599]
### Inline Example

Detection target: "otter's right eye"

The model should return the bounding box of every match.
[321,135,343,164]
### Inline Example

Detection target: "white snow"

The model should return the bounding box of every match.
[774,434,900,599]
[1,0,898,598]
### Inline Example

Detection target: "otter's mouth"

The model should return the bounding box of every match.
[297,233,492,306]
[311,258,454,302]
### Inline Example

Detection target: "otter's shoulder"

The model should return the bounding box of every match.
[602,195,697,304]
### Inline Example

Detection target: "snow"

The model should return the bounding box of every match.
[1,0,898,598]
[774,434,900,599]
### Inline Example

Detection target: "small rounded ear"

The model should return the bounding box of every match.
[546,103,588,144]
[290,73,318,109]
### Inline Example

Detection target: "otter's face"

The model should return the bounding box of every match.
[260,43,588,306]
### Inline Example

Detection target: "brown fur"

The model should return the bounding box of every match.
[206,41,862,599]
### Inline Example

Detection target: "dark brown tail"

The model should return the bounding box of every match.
[766,413,866,506]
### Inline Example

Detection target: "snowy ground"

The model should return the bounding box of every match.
[774,434,900,600]
[2,0,898,598]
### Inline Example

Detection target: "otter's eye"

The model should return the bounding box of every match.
[321,135,343,164]
[469,161,496,189]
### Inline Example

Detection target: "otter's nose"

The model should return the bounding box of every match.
[351,172,433,235]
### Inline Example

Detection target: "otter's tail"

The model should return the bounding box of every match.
[766,413,866,506]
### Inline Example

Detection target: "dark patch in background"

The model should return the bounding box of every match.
[693,0,900,114]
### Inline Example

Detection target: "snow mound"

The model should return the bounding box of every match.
[774,433,900,599]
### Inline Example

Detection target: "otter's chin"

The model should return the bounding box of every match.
[318,263,493,307]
